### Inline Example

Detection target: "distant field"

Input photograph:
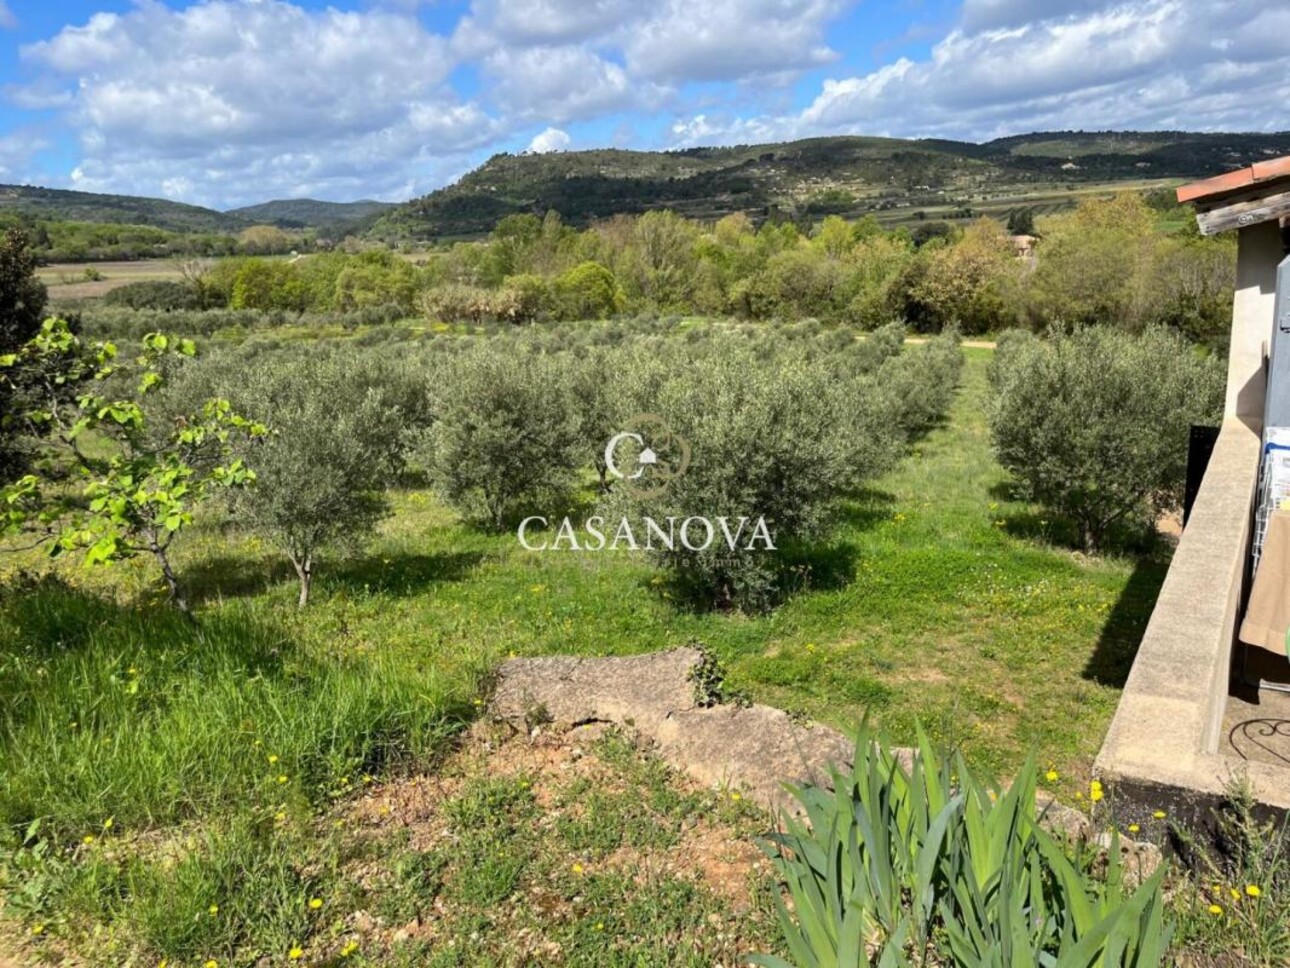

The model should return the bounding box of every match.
[38,259,186,299]
[874,177,1183,227]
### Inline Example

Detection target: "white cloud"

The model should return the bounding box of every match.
[455,0,639,53]
[625,0,847,83]
[0,2,15,30]
[459,0,855,119]
[527,127,571,152]
[20,0,498,206]
[484,46,651,121]
[671,0,1290,146]
[0,131,47,183]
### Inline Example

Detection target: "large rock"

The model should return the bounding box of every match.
[488,646,1163,877]
[489,647,854,813]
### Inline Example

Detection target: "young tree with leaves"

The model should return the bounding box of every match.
[1,321,263,611]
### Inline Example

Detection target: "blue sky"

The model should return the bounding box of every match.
[0,0,1286,209]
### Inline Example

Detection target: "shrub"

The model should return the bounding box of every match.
[988,326,1224,551]
[224,352,406,606]
[104,280,203,311]
[608,341,869,611]
[755,727,1172,968]
[420,283,492,324]
[415,345,580,530]
[554,261,625,320]
[878,329,964,438]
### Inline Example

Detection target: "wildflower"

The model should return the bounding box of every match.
[103,818,114,830]
[731,792,742,802]
[1127,824,1140,833]
[275,811,287,822]
[289,947,304,960]
[268,754,279,764]
[204,961,218,968]
[473,698,484,707]
[1246,885,1262,898]
[277,775,288,784]
[571,863,584,874]
[1045,769,1058,783]
[1208,904,1223,916]
[340,940,359,957]
[1089,780,1104,803]
[1152,809,1166,819]
[1230,887,1240,900]
[595,922,604,931]
[308,898,323,910]
[209,904,219,916]
[82,834,95,845]
[31,924,44,935]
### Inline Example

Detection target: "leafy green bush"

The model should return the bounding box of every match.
[224,352,407,606]
[988,326,1223,551]
[755,728,1172,968]
[608,340,884,611]
[103,280,202,311]
[414,344,580,530]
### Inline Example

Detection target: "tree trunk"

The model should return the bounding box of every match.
[149,531,189,613]
[292,553,313,608]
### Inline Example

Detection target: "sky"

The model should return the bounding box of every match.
[0,0,1286,210]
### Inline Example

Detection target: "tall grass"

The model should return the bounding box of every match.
[0,578,471,842]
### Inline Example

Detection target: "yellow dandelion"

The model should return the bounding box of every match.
[731,792,742,802]
[340,940,359,957]
[1152,810,1166,819]
[1208,904,1223,916]
[82,834,95,845]
[204,961,218,968]
[1089,781,1104,803]
[1045,770,1058,783]
[289,947,304,960]
[308,898,323,910]
[275,811,287,822]
[209,904,219,916]
[277,774,288,784]
[1127,824,1140,833]
[1246,885,1262,898]
[268,754,279,764]
[595,922,604,931]
[31,924,44,935]
[571,863,584,874]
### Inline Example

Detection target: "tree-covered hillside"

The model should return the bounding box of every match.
[371,130,1290,240]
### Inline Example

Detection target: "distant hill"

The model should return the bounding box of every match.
[370,130,1290,240]
[226,198,396,231]
[0,184,248,234]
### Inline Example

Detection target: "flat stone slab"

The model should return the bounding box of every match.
[490,647,853,814]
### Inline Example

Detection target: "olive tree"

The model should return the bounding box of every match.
[415,344,580,531]
[609,341,866,611]
[988,326,1224,551]
[224,352,406,607]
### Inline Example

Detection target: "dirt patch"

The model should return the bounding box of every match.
[333,721,779,962]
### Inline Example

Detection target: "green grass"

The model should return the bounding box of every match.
[0,345,1174,963]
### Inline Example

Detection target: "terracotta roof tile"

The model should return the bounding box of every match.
[1177,154,1290,204]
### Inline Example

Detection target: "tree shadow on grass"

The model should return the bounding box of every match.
[182,550,487,605]
[835,488,900,533]
[1083,552,1171,687]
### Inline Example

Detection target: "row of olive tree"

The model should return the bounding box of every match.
[988,326,1224,552]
